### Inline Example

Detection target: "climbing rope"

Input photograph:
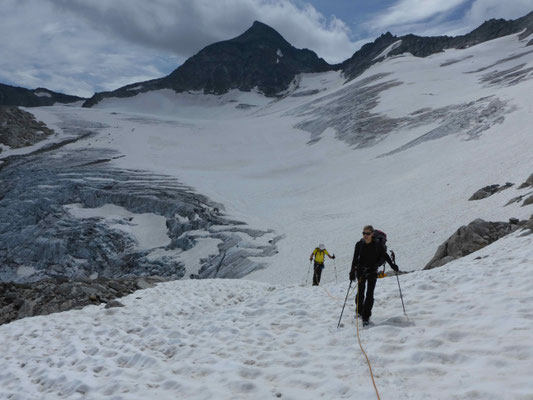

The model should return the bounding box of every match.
[321,279,382,399]
[355,282,381,400]
[317,284,356,301]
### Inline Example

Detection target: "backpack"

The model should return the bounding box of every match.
[373,230,387,266]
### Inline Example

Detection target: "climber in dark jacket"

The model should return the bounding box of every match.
[349,225,399,326]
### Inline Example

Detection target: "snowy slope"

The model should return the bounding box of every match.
[23,30,533,284]
[1,229,532,399]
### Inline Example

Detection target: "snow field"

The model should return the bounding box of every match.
[24,30,530,283]
[1,230,532,399]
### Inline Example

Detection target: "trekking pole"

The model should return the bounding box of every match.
[391,250,407,317]
[334,259,338,284]
[337,281,352,328]
[396,274,407,316]
[390,250,407,316]
[305,260,312,286]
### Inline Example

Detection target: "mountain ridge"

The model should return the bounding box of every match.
[341,11,533,79]
[83,11,533,108]
[0,83,85,107]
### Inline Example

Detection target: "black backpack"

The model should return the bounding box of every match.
[373,230,387,266]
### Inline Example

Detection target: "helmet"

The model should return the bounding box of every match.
[318,243,325,250]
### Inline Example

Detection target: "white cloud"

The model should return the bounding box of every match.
[369,0,469,32]
[0,0,361,96]
[1,0,530,97]
[465,0,533,26]
[48,0,358,64]
[365,0,532,38]
[0,0,177,97]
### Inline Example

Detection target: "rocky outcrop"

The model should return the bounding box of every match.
[424,216,533,270]
[0,276,163,325]
[0,106,54,153]
[83,21,332,107]
[0,83,84,107]
[505,193,532,206]
[518,173,533,189]
[469,182,514,200]
[506,173,533,206]
[523,194,533,207]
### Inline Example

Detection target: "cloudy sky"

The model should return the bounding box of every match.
[0,0,531,97]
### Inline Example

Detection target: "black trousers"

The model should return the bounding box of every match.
[312,263,324,286]
[355,274,377,320]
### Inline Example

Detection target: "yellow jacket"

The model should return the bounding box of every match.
[312,248,330,264]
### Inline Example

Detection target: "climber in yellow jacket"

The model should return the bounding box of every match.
[309,244,335,286]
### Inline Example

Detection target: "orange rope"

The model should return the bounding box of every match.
[313,278,381,398]
[355,281,381,400]
[317,284,356,301]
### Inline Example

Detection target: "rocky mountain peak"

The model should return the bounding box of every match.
[83,21,332,106]
[232,20,289,45]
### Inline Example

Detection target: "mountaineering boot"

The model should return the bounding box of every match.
[362,319,370,327]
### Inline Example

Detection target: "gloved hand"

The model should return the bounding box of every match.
[309,257,313,262]
[332,254,336,259]
[349,270,356,282]
[392,263,400,272]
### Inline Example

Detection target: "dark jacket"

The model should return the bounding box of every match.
[350,239,394,277]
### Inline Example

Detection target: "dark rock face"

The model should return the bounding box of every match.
[0,83,84,107]
[506,173,533,206]
[0,276,163,325]
[469,182,514,200]
[0,106,55,152]
[83,21,331,107]
[341,12,533,80]
[519,173,533,189]
[523,194,533,207]
[424,216,533,269]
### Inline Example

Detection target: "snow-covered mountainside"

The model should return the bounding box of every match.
[1,229,532,399]
[1,26,533,285]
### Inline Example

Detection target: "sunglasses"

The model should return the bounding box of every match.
[362,232,372,236]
